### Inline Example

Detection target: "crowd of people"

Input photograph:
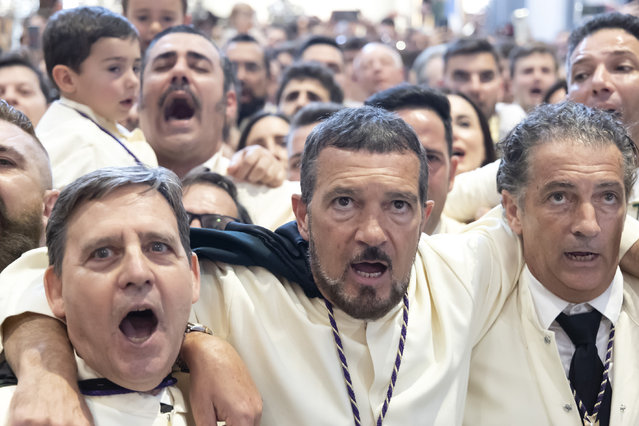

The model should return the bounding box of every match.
[0,0,638,425]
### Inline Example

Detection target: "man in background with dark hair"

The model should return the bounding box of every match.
[0,100,57,271]
[224,34,271,125]
[443,37,525,141]
[275,62,343,118]
[0,54,52,127]
[366,84,461,234]
[509,42,559,113]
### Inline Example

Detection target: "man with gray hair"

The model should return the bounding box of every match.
[0,166,201,424]
[465,102,639,426]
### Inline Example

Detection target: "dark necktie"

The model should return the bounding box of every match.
[556,310,611,425]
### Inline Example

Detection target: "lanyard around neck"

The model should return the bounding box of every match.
[69,106,143,166]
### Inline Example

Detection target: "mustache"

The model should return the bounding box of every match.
[157,80,202,110]
[351,245,392,266]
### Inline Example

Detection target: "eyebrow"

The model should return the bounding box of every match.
[572,49,638,66]
[541,180,624,192]
[0,145,25,163]
[151,51,213,65]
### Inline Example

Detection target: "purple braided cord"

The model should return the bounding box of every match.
[573,325,615,423]
[325,292,409,426]
[325,299,362,426]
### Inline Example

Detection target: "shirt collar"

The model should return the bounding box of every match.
[58,97,129,139]
[526,264,623,329]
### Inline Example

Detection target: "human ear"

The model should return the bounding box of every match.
[291,194,309,241]
[44,266,66,320]
[502,190,523,235]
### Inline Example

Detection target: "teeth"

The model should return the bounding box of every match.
[566,253,596,261]
[355,270,382,278]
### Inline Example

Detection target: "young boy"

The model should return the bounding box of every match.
[36,6,157,189]
[122,0,189,52]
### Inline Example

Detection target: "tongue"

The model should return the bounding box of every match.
[353,262,386,274]
[120,311,156,339]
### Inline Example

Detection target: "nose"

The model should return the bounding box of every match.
[126,67,139,90]
[355,211,388,248]
[169,57,190,86]
[190,218,202,228]
[118,248,153,290]
[571,202,601,238]
[466,74,482,96]
[3,88,18,107]
[590,64,613,96]
[149,20,163,38]
[236,64,247,82]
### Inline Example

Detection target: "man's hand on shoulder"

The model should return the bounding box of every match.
[227,145,286,188]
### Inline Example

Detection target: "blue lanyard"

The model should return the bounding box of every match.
[70,106,143,165]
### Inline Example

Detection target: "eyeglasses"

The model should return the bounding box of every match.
[186,212,240,230]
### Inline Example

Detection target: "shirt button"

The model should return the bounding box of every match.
[544,335,551,344]
[563,404,572,412]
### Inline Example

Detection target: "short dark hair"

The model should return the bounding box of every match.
[300,106,428,205]
[295,35,341,59]
[181,168,253,224]
[226,33,270,78]
[567,12,639,75]
[365,84,453,157]
[43,6,138,89]
[46,166,191,275]
[287,102,345,152]
[275,61,344,105]
[509,42,558,77]
[444,38,500,72]
[290,102,345,129]
[144,25,230,94]
[442,89,496,166]
[543,79,567,104]
[237,111,290,150]
[497,102,637,203]
[122,0,188,15]
[0,53,54,103]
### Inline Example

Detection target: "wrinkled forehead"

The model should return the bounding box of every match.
[571,28,639,61]
[145,33,220,67]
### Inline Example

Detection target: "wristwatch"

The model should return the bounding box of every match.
[176,323,214,372]
[184,322,214,335]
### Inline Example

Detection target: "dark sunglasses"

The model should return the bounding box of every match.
[186,212,239,230]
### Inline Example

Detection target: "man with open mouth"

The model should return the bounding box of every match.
[445,12,639,225]
[465,101,639,426]
[0,166,203,424]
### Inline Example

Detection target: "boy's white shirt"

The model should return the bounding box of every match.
[35,97,158,189]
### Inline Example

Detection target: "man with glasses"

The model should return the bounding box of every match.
[182,168,252,228]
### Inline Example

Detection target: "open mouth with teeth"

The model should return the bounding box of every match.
[119,309,158,343]
[164,97,196,121]
[352,261,388,279]
[565,251,598,261]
